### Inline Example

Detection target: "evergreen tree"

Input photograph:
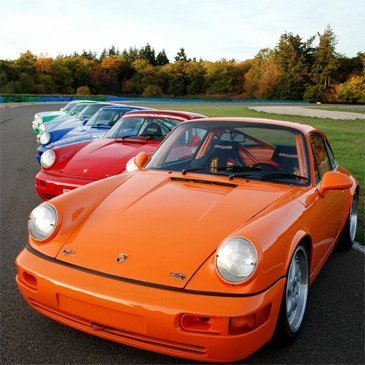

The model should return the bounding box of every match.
[107,45,120,57]
[174,48,189,62]
[139,44,157,66]
[311,25,338,88]
[156,49,169,66]
[274,32,313,99]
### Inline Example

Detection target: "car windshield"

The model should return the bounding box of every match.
[85,109,123,127]
[78,104,110,120]
[106,116,180,140]
[63,101,78,112]
[68,103,89,115]
[147,122,310,185]
[62,100,79,113]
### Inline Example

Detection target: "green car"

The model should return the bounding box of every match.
[32,100,97,136]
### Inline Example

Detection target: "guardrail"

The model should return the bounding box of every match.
[0,95,309,104]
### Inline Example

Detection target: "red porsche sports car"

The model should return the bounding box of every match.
[35,110,205,200]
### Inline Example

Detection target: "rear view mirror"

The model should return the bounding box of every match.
[125,152,149,172]
[318,171,353,197]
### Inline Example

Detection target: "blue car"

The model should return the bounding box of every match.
[37,102,117,145]
[36,104,151,162]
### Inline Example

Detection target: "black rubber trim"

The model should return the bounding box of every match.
[26,244,285,298]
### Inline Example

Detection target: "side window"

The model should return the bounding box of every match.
[310,134,332,181]
[325,139,337,168]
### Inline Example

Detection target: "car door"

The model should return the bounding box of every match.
[307,133,346,264]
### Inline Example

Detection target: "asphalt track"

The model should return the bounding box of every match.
[1,104,364,364]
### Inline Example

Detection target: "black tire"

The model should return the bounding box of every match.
[274,244,309,343]
[337,192,358,251]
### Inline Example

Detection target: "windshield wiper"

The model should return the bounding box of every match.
[260,172,309,182]
[94,123,110,128]
[139,134,163,140]
[217,165,263,172]
[181,167,203,175]
[116,135,139,140]
[216,166,263,180]
[181,165,262,176]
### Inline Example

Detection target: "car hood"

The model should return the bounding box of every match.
[43,114,74,128]
[53,138,160,179]
[47,126,108,149]
[38,111,65,121]
[56,171,291,288]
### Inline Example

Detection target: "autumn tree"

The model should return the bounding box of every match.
[243,49,279,99]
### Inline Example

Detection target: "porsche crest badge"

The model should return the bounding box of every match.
[117,253,128,263]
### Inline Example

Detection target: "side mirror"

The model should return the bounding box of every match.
[318,171,353,197]
[125,152,149,172]
[82,119,88,126]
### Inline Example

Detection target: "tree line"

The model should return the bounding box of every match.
[0,26,364,102]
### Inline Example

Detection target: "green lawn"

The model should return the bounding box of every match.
[305,105,365,114]
[137,102,365,243]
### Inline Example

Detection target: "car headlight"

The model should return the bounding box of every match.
[40,150,56,168]
[39,131,51,145]
[39,123,47,133]
[216,237,257,284]
[125,157,138,172]
[28,204,58,241]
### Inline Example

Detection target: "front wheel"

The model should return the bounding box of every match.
[337,192,358,251]
[275,245,309,341]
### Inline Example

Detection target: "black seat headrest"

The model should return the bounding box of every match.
[141,122,162,136]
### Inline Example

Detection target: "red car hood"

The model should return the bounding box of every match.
[56,138,161,180]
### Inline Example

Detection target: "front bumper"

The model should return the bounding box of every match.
[16,247,285,363]
[35,170,95,200]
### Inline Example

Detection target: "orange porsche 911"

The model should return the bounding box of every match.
[16,117,359,363]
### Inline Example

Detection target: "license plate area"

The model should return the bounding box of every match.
[57,295,146,334]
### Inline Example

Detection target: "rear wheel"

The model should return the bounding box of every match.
[275,245,309,341]
[337,193,358,251]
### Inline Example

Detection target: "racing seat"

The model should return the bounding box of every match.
[271,146,299,173]
[206,140,244,173]
[141,122,163,138]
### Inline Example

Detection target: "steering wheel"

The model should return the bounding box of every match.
[252,162,280,171]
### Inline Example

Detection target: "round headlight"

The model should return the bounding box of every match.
[216,237,257,284]
[39,123,47,133]
[40,131,51,145]
[28,204,58,241]
[40,149,56,168]
[125,157,138,172]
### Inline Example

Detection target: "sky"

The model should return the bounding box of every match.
[0,0,364,61]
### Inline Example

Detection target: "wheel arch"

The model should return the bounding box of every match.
[285,230,312,275]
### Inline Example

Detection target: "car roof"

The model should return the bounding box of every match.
[187,117,315,134]
[123,109,206,120]
[99,105,153,111]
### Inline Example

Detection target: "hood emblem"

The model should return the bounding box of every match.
[169,272,186,281]
[62,248,76,255]
[117,253,128,263]
[83,169,89,173]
